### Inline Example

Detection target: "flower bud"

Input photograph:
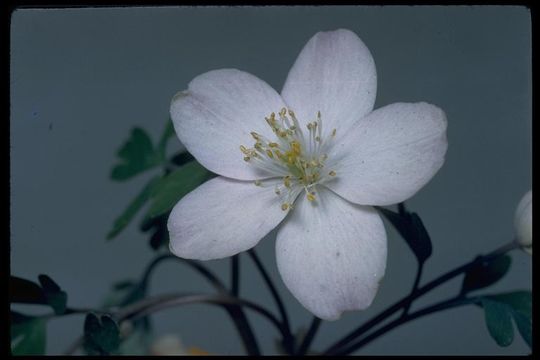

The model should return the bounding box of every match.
[514,190,532,254]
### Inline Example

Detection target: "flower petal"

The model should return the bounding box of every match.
[514,190,532,252]
[168,176,287,260]
[276,188,386,320]
[170,69,287,180]
[281,29,376,138]
[326,102,448,206]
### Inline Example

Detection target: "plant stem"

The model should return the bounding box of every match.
[231,255,240,297]
[228,255,260,355]
[64,293,283,355]
[401,261,424,317]
[141,253,260,355]
[323,241,519,354]
[334,296,480,355]
[295,317,322,355]
[247,249,294,352]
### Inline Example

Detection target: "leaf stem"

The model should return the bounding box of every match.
[333,296,481,355]
[231,255,240,297]
[295,317,322,355]
[323,241,519,354]
[401,261,424,317]
[247,249,294,352]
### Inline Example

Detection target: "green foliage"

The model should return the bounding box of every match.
[11,317,47,355]
[479,291,532,348]
[111,128,162,181]
[106,176,161,240]
[146,161,212,218]
[38,275,68,315]
[111,120,177,182]
[378,204,432,263]
[10,275,67,315]
[10,276,46,305]
[156,120,176,159]
[140,213,169,250]
[83,313,121,355]
[462,255,511,293]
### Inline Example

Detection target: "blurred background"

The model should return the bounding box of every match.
[10,5,531,355]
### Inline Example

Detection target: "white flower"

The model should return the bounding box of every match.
[514,190,532,254]
[168,29,448,320]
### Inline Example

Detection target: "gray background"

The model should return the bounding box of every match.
[10,6,532,355]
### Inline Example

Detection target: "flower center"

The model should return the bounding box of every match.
[240,107,337,211]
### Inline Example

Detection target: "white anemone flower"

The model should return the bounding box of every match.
[168,29,448,320]
[514,190,532,254]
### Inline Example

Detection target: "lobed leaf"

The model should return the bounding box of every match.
[106,176,161,240]
[11,317,47,355]
[462,255,511,293]
[378,205,432,263]
[111,128,161,181]
[146,161,212,219]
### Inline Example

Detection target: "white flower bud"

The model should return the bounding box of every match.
[514,190,532,254]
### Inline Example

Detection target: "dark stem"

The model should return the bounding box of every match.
[141,254,227,292]
[228,255,260,355]
[323,241,519,354]
[135,253,260,355]
[231,255,240,297]
[295,317,322,355]
[334,296,479,355]
[247,249,294,353]
[401,261,424,317]
[64,293,285,355]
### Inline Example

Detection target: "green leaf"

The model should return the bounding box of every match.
[10,275,68,315]
[83,313,120,355]
[462,255,511,293]
[146,161,212,218]
[10,276,46,305]
[513,312,532,348]
[11,317,46,355]
[482,298,514,347]
[106,176,161,240]
[378,205,432,263]
[111,128,161,181]
[139,213,169,251]
[38,275,67,315]
[156,120,176,159]
[487,291,531,318]
[478,291,532,349]
[170,151,195,167]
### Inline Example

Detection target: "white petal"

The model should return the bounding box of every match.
[514,190,532,252]
[276,188,387,321]
[326,102,448,206]
[168,176,287,260]
[170,69,287,180]
[281,29,376,138]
